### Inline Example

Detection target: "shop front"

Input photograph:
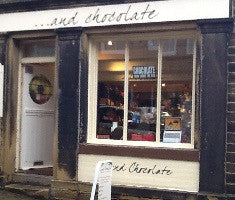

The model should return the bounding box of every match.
[0,0,233,199]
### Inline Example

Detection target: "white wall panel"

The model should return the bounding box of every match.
[78,154,199,192]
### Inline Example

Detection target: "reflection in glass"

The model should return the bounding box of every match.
[96,41,125,140]
[128,40,158,142]
[22,41,55,57]
[161,39,193,143]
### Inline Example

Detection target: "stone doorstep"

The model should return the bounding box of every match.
[12,173,52,186]
[5,183,49,199]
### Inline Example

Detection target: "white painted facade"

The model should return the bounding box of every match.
[78,154,199,192]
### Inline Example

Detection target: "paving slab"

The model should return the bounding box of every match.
[0,189,39,200]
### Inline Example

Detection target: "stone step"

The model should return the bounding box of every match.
[12,173,52,186]
[5,183,49,199]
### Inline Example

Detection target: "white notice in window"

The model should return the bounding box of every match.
[163,130,182,143]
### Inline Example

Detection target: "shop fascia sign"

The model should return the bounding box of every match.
[0,0,229,32]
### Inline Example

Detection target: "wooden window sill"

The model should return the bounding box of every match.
[79,143,199,162]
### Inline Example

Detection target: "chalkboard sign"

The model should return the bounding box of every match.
[132,66,156,79]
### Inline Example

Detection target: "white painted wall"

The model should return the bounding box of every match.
[78,154,199,192]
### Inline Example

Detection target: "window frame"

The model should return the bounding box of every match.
[87,31,197,149]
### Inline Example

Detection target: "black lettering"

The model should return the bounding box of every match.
[85,8,102,24]
[108,12,116,22]
[129,12,140,21]
[140,167,148,173]
[113,165,119,170]
[141,4,158,20]
[149,165,156,174]
[113,164,126,172]
[148,10,158,19]
[162,166,173,175]
[116,5,131,22]
[85,14,92,23]
[93,8,102,23]
[116,13,124,22]
[68,12,79,25]
[129,162,148,174]
[124,5,132,21]
[101,14,109,23]
[50,18,58,26]
[58,18,67,26]
[129,162,137,173]
[154,169,161,174]
[119,164,127,171]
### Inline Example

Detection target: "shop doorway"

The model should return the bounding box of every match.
[19,61,55,175]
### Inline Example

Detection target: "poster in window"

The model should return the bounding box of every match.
[132,66,156,79]
[164,117,181,130]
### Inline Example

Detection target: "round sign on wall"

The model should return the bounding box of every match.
[29,74,52,104]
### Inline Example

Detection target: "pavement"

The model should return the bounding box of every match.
[0,189,39,200]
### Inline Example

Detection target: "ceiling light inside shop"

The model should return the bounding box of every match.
[162,83,166,87]
[108,41,113,46]
[109,62,125,71]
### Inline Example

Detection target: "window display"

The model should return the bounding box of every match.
[89,34,196,148]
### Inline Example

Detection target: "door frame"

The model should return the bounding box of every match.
[15,39,56,171]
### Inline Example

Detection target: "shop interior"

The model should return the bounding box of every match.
[96,38,193,143]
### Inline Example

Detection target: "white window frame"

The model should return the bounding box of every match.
[87,31,197,149]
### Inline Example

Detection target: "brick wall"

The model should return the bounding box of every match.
[226,0,235,195]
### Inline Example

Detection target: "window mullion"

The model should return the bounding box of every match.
[88,40,98,141]
[156,41,162,143]
[123,42,129,141]
[191,39,197,147]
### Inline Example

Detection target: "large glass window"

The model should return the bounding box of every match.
[88,34,196,148]
[97,41,125,140]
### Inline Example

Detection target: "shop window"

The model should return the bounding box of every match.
[88,34,196,148]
